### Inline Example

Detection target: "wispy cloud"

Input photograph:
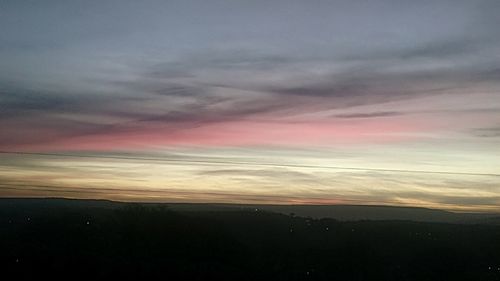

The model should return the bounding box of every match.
[472,127,500,137]
[334,111,404,119]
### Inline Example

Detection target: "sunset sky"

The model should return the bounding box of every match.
[1,0,499,211]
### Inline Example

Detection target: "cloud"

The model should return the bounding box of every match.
[1,46,497,149]
[146,50,293,78]
[334,111,404,119]
[0,88,77,116]
[472,127,500,137]
[1,0,500,150]
[436,196,500,206]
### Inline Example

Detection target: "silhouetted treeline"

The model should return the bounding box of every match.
[1,201,500,280]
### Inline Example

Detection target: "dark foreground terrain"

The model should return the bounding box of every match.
[1,199,500,280]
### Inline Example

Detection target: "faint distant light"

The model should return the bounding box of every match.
[27,217,31,222]
[86,221,90,225]
[15,258,19,263]
[306,271,310,275]
[255,208,259,212]
[326,227,329,231]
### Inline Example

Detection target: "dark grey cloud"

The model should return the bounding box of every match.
[398,40,477,60]
[472,127,500,138]
[0,82,121,119]
[147,50,293,78]
[139,41,500,115]
[0,88,75,115]
[0,116,111,146]
[121,46,498,120]
[267,73,452,108]
[340,37,480,62]
[127,96,292,129]
[0,83,144,146]
[334,111,404,119]
[154,84,204,97]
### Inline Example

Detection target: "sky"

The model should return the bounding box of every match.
[1,0,499,212]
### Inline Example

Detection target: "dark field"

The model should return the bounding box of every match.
[1,199,500,280]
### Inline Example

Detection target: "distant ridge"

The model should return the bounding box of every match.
[0,197,498,224]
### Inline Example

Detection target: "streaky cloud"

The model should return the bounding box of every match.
[334,111,404,119]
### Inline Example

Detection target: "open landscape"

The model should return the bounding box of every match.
[1,198,500,280]
[1,0,499,279]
